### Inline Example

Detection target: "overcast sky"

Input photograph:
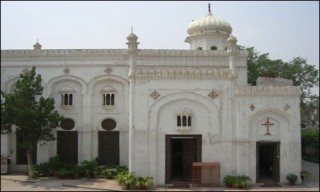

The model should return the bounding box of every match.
[1,1,319,94]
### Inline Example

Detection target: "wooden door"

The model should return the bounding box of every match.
[182,139,197,181]
[57,131,78,165]
[272,143,280,182]
[98,131,119,165]
[165,136,172,183]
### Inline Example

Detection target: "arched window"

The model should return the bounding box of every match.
[210,46,217,50]
[197,47,202,50]
[182,116,187,126]
[176,107,193,130]
[177,116,181,126]
[101,86,116,109]
[103,93,115,106]
[60,87,75,107]
[177,115,192,127]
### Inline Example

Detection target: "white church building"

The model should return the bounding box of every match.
[1,5,302,185]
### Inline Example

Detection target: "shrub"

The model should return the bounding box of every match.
[300,170,312,181]
[234,175,251,189]
[135,176,154,190]
[56,168,69,179]
[80,160,99,179]
[223,175,237,187]
[116,165,128,174]
[286,173,298,185]
[116,171,136,189]
[102,168,118,179]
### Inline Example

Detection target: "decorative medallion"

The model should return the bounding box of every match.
[261,117,274,135]
[104,67,113,75]
[150,91,160,100]
[249,104,255,111]
[284,104,290,111]
[63,66,70,75]
[208,90,219,99]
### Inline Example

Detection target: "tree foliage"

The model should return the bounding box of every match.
[1,66,63,178]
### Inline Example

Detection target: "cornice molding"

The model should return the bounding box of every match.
[235,86,301,96]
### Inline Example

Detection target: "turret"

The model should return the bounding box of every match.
[126,28,139,78]
[226,34,239,76]
[33,39,42,50]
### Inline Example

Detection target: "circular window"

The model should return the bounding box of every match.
[60,118,75,130]
[101,119,116,131]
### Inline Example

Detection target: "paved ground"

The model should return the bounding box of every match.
[1,160,319,191]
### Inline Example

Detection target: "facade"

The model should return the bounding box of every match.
[1,7,302,185]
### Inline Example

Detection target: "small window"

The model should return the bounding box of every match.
[60,118,75,130]
[177,116,181,126]
[103,93,115,106]
[177,115,192,127]
[101,119,117,131]
[101,86,116,109]
[61,93,73,106]
[60,87,75,107]
[210,46,217,50]
[197,47,202,50]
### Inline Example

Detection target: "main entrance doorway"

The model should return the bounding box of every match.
[256,142,280,183]
[165,135,202,183]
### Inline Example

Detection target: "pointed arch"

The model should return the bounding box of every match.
[148,91,219,132]
[46,75,87,96]
[249,108,290,140]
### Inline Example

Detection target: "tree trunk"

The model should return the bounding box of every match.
[26,149,34,178]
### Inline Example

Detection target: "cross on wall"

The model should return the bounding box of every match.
[261,117,274,135]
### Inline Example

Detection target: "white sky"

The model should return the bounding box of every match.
[1,1,319,94]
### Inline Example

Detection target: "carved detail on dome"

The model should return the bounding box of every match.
[187,13,232,36]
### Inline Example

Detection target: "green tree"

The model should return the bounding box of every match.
[1,66,63,178]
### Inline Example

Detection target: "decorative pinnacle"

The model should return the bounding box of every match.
[208,2,211,13]
[131,26,133,33]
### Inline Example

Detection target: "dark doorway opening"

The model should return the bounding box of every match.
[257,142,280,183]
[165,135,201,184]
[171,139,183,180]
[98,131,119,165]
[57,131,78,165]
[16,132,37,164]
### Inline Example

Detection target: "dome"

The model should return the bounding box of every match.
[127,33,138,42]
[33,40,42,50]
[187,12,232,36]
